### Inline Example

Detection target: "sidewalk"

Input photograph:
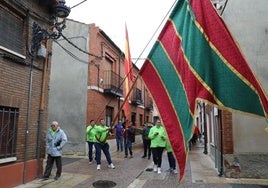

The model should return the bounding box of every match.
[16,137,268,188]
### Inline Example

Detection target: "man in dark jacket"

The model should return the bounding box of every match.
[124,122,135,158]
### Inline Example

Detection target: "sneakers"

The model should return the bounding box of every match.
[141,155,146,158]
[157,167,161,174]
[153,165,157,172]
[97,164,101,170]
[108,163,115,169]
[172,169,178,174]
[89,161,93,165]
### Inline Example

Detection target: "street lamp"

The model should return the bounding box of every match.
[53,0,71,18]
[30,0,70,56]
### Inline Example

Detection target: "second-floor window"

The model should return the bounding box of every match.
[0,5,24,55]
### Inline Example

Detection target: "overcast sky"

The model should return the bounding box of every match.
[66,0,177,68]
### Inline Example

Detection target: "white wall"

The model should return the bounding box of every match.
[48,20,89,155]
[222,0,268,153]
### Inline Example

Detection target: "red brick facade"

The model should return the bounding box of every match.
[0,1,57,187]
[221,110,233,154]
[87,24,152,129]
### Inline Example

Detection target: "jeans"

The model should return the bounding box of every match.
[87,141,95,162]
[94,142,113,165]
[44,154,62,178]
[124,139,133,156]
[116,135,124,151]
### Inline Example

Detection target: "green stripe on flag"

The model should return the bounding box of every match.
[148,41,194,140]
[171,0,264,116]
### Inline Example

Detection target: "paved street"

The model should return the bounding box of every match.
[16,139,268,188]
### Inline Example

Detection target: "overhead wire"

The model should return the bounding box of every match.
[53,40,90,64]
[94,0,178,123]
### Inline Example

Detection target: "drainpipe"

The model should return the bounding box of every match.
[23,57,33,184]
[23,11,31,183]
[36,41,49,178]
[218,109,224,176]
[203,102,208,154]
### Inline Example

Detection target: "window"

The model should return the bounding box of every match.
[0,5,24,55]
[0,106,18,159]
[105,106,113,127]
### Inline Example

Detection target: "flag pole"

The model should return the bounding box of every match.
[111,76,138,128]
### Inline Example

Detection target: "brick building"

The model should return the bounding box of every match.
[47,20,154,156]
[87,23,153,127]
[0,0,70,187]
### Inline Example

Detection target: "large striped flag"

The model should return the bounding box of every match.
[139,0,268,182]
[123,24,134,122]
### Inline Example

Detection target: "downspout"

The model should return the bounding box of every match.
[218,109,224,176]
[23,52,33,184]
[203,102,208,154]
[23,10,31,184]
[36,41,49,177]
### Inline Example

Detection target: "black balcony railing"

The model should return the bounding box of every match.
[145,97,153,111]
[131,87,143,105]
[103,70,123,97]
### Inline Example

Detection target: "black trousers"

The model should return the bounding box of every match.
[44,154,62,177]
[143,139,151,157]
[151,147,165,168]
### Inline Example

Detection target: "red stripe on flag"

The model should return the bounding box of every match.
[123,24,134,120]
[160,20,217,113]
[140,61,187,182]
[190,0,268,116]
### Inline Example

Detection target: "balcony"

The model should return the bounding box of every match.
[131,88,143,105]
[145,97,153,111]
[103,70,123,97]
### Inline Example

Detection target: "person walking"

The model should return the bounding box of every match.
[148,119,167,174]
[86,119,96,164]
[94,119,115,170]
[166,140,178,174]
[138,122,152,160]
[124,122,135,158]
[113,119,124,152]
[43,121,67,180]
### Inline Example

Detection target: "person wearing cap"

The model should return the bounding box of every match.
[148,119,167,174]
[42,121,67,180]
